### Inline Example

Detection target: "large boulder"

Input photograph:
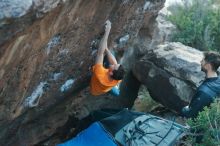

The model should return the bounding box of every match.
[0,0,165,145]
[133,42,205,112]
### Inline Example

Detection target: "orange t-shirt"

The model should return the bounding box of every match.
[90,64,121,95]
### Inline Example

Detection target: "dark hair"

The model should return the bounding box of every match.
[111,65,125,80]
[204,51,220,71]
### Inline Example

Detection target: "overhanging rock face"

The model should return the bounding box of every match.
[0,0,66,46]
[133,42,205,112]
[0,0,165,145]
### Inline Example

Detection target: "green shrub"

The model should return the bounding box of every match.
[186,100,220,146]
[167,0,220,52]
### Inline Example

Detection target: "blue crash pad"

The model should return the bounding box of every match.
[57,122,117,146]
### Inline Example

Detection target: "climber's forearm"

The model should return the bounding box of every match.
[95,20,111,64]
[105,48,117,65]
[98,30,110,55]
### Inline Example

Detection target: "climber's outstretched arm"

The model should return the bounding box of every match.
[95,20,111,64]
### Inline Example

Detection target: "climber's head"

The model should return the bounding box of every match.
[109,64,125,80]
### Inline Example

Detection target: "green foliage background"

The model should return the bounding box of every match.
[186,100,220,145]
[167,0,220,52]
